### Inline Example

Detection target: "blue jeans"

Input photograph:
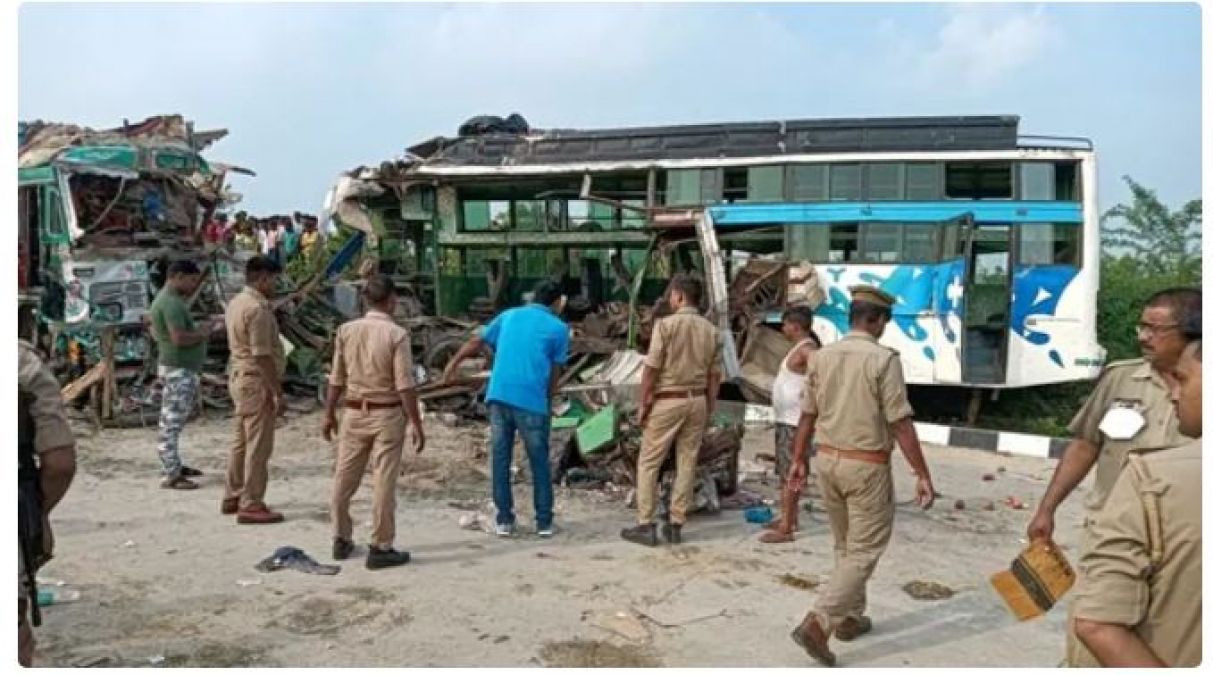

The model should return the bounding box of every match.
[488,402,553,529]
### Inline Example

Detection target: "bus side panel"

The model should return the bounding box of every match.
[1004,264,1104,387]
[811,263,958,386]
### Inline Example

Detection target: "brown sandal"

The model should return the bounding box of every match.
[759,529,795,544]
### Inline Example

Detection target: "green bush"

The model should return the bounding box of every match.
[1098,255,1200,363]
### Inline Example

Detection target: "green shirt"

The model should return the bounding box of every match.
[149,288,206,371]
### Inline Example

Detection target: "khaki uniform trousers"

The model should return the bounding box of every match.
[636,395,708,525]
[225,371,276,509]
[330,408,406,548]
[813,453,895,628]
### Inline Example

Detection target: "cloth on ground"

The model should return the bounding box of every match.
[255,546,340,575]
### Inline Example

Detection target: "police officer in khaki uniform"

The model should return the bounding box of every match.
[1073,330,1201,667]
[1023,288,1199,665]
[223,255,287,524]
[788,285,936,667]
[621,274,721,547]
[323,275,425,570]
[18,332,77,667]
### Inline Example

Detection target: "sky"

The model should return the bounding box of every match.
[17,2,1203,216]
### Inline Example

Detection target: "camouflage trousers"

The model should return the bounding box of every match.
[157,366,199,479]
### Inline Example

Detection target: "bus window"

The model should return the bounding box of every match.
[945,163,1012,199]
[1055,162,1080,201]
[1018,223,1080,266]
[567,200,591,229]
[788,165,827,201]
[903,224,939,262]
[860,223,902,263]
[667,169,721,205]
[867,164,905,201]
[722,168,748,202]
[906,163,943,200]
[666,169,700,205]
[1019,163,1056,200]
[829,164,862,201]
[786,225,829,261]
[747,166,784,202]
[461,200,509,231]
[828,224,859,262]
[43,186,68,239]
[514,201,544,231]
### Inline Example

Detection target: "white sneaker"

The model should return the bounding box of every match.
[538,526,555,538]
[495,522,516,537]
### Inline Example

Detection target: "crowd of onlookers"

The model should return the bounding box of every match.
[202,211,323,264]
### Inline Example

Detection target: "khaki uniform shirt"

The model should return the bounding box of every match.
[225,286,285,377]
[1072,440,1202,667]
[644,308,721,393]
[801,332,914,453]
[329,310,416,403]
[18,341,75,453]
[1068,359,1192,513]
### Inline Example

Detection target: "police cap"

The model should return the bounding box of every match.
[849,284,896,309]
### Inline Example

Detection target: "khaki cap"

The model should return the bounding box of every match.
[849,284,896,308]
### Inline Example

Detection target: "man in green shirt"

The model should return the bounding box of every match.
[149,260,217,489]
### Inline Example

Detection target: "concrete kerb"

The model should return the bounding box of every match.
[716,402,1068,460]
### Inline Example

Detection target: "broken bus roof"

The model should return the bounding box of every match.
[401,115,1096,173]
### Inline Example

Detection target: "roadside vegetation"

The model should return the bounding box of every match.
[979,176,1202,436]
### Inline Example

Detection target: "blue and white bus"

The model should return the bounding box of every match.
[691,141,1105,389]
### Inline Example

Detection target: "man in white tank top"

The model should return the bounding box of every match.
[760,306,819,544]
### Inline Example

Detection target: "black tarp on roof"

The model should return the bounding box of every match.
[407,115,1021,168]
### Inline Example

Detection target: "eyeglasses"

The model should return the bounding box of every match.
[1136,322,1179,338]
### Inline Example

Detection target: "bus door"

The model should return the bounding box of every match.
[932,215,972,383]
[962,223,1012,384]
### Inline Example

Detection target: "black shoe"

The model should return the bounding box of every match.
[366,547,411,570]
[620,524,659,547]
[332,538,355,561]
[661,522,683,545]
[180,466,204,478]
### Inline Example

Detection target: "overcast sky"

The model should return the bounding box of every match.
[18,2,1202,215]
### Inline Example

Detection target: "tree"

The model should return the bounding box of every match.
[1101,175,1202,278]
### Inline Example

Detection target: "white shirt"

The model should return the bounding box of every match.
[772,338,815,426]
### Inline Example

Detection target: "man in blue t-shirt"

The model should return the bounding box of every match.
[443,280,570,537]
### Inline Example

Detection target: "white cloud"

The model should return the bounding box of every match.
[900,4,1061,91]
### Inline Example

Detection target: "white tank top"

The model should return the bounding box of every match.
[772,338,815,426]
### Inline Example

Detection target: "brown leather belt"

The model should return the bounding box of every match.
[345,400,401,411]
[817,444,890,465]
[653,390,705,401]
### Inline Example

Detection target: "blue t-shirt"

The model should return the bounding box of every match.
[481,304,570,416]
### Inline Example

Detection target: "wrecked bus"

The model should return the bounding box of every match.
[323,114,1105,423]
[17,115,248,390]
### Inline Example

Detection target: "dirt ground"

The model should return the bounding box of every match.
[34,406,1088,668]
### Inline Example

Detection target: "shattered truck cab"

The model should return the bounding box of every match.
[17,115,240,372]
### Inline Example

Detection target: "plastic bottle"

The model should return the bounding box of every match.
[36,587,81,606]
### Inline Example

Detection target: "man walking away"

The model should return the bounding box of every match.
[223,255,287,524]
[148,260,216,489]
[788,285,936,666]
[18,338,77,666]
[442,280,570,538]
[323,275,426,569]
[760,305,820,544]
[621,274,722,547]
